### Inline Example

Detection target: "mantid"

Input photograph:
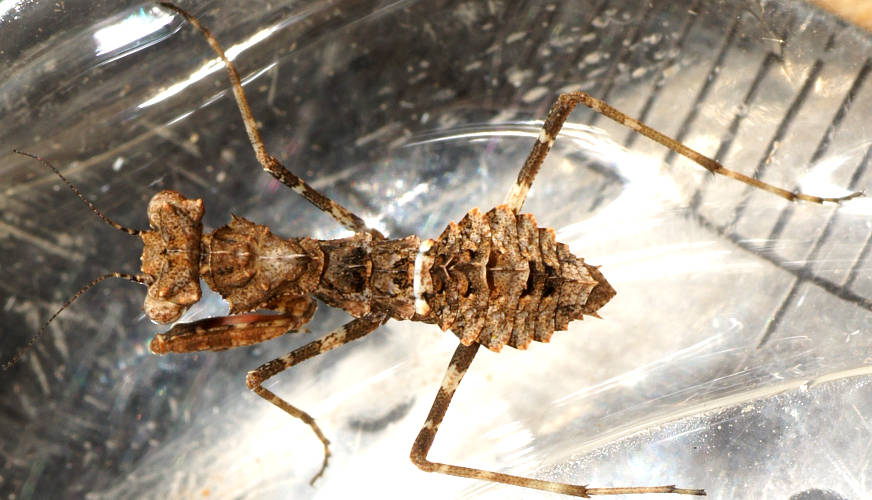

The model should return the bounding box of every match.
[4,2,863,496]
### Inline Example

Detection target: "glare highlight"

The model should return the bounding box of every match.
[139,24,278,108]
[94,7,174,56]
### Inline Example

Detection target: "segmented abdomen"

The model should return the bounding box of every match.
[416,205,615,351]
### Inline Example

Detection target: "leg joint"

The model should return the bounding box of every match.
[245,370,263,389]
[410,428,437,471]
[410,449,436,472]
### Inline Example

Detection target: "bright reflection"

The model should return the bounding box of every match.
[362,214,389,236]
[837,195,872,215]
[139,24,279,108]
[405,127,541,145]
[0,0,25,21]
[93,6,173,56]
[394,182,429,207]
[164,63,275,126]
[553,334,723,406]
[405,121,615,152]
[798,142,872,214]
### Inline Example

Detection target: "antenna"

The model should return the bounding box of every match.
[13,149,142,235]
[4,151,153,370]
[2,273,153,371]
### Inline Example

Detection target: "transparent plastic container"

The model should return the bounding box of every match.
[2,1,871,499]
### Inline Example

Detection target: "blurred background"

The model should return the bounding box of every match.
[1,1,872,498]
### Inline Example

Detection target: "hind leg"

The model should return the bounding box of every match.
[504,91,862,214]
[410,342,705,496]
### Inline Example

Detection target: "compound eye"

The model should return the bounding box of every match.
[143,294,186,324]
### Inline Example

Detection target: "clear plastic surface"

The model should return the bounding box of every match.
[1,1,871,499]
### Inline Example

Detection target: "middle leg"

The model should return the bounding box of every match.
[247,314,386,484]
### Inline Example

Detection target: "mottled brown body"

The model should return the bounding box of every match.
[144,199,422,354]
[199,216,422,322]
[141,192,614,356]
[416,205,615,351]
[140,190,204,323]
